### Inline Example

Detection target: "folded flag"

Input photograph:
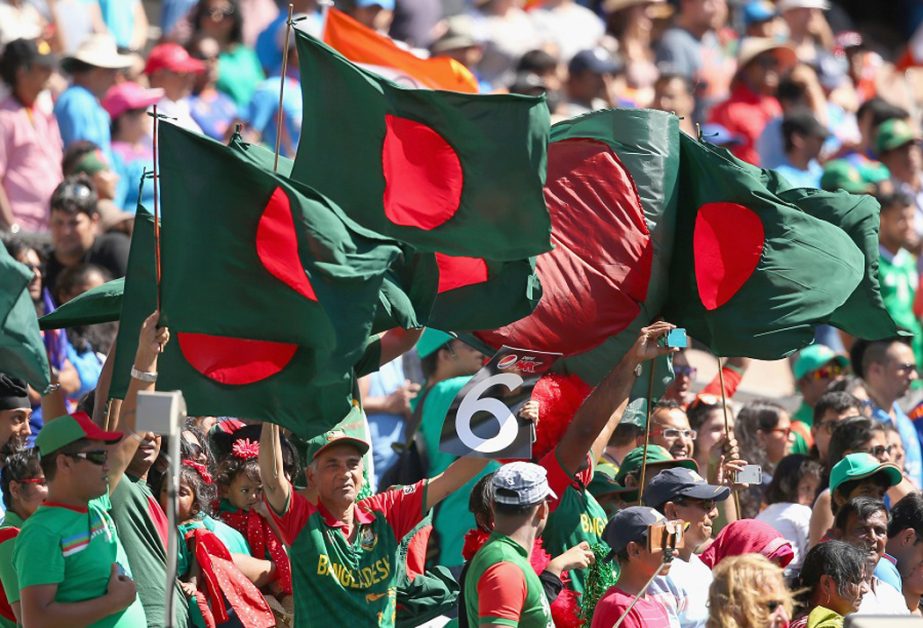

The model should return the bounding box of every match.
[39,278,124,330]
[0,246,49,392]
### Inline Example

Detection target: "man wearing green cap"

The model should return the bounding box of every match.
[260,415,489,627]
[789,345,849,455]
[876,117,923,241]
[829,452,902,519]
[820,159,875,195]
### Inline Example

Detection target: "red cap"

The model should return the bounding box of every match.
[102,82,164,119]
[144,43,206,75]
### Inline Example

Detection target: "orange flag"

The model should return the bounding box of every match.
[322,7,479,93]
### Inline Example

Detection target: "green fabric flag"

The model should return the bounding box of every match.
[39,278,124,330]
[292,30,552,261]
[662,134,867,359]
[155,122,401,433]
[110,208,157,399]
[0,246,49,391]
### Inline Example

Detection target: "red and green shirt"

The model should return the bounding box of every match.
[540,450,608,597]
[464,533,553,627]
[0,511,24,627]
[267,480,428,628]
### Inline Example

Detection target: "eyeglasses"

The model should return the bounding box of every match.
[761,426,792,438]
[894,362,917,375]
[653,428,697,440]
[208,6,235,19]
[808,364,846,380]
[860,445,893,458]
[66,450,108,465]
[674,365,697,378]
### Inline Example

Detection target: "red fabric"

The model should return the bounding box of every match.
[404,523,431,581]
[382,114,463,230]
[694,202,764,310]
[145,494,170,550]
[477,562,528,621]
[475,138,652,356]
[256,186,318,301]
[528,373,591,462]
[220,507,293,595]
[696,366,743,402]
[462,530,581,628]
[707,83,782,165]
[435,253,489,293]
[0,527,17,621]
[698,519,795,569]
[185,527,274,628]
[176,332,298,385]
[540,449,593,512]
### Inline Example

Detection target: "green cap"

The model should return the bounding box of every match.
[876,118,919,155]
[829,452,902,493]
[416,328,454,359]
[613,445,698,486]
[35,411,123,456]
[306,405,370,461]
[587,462,620,498]
[819,160,874,194]
[792,345,849,381]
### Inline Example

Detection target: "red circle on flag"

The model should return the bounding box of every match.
[382,114,463,230]
[256,186,318,301]
[177,332,298,385]
[694,202,765,310]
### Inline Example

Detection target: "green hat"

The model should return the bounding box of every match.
[588,462,621,498]
[416,328,454,359]
[35,411,123,456]
[306,405,370,461]
[820,160,874,194]
[829,452,902,493]
[614,445,697,486]
[876,118,920,156]
[792,345,849,381]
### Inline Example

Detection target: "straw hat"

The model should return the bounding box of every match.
[736,37,797,72]
[61,34,133,72]
[602,0,668,15]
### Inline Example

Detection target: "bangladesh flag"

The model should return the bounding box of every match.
[662,134,867,358]
[291,30,552,261]
[0,245,49,392]
[39,277,124,330]
[154,123,401,432]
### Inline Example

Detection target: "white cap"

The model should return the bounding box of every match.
[492,462,557,506]
[777,0,830,11]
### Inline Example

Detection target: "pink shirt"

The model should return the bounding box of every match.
[0,94,63,232]
[591,586,673,628]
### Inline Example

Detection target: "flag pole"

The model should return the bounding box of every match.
[151,105,162,313]
[273,4,295,173]
[637,363,656,504]
[716,357,742,515]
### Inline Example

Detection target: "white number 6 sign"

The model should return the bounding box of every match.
[456,372,525,453]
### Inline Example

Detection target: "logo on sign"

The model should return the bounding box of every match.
[497,354,519,370]
[515,357,545,374]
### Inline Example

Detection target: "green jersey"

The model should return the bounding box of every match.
[790,402,813,455]
[267,480,428,627]
[464,533,552,628]
[539,450,608,597]
[13,494,147,627]
[0,511,24,627]
[879,247,923,366]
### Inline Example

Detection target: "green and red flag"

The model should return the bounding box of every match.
[0,245,49,391]
[39,277,124,330]
[154,122,401,433]
[662,134,870,358]
[291,30,552,261]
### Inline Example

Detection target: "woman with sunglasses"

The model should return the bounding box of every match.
[707,553,794,628]
[735,400,793,518]
[790,541,868,628]
[0,447,47,626]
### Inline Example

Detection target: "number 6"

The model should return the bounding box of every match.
[456,372,524,454]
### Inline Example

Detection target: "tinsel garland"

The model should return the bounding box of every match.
[578,543,619,626]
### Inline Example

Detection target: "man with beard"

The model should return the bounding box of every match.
[0,375,33,454]
[884,493,923,613]
[831,496,910,616]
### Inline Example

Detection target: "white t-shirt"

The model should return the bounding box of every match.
[857,576,911,615]
[649,553,713,628]
[755,502,811,570]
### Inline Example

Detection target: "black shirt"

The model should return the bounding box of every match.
[44,231,130,294]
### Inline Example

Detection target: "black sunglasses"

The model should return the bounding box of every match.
[67,450,108,465]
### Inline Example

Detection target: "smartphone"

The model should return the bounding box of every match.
[736,464,763,485]
[647,519,685,553]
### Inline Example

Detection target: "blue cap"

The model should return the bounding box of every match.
[568,48,623,76]
[743,0,776,25]
[602,506,665,558]
[642,467,731,510]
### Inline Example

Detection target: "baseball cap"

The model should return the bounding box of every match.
[603,506,665,557]
[0,374,29,411]
[492,461,557,506]
[820,159,874,194]
[35,412,123,456]
[1,38,57,72]
[430,16,478,54]
[568,48,623,77]
[875,118,920,156]
[416,329,454,359]
[829,453,902,493]
[642,467,731,509]
[792,345,849,381]
[144,43,206,75]
[307,427,369,461]
[777,0,829,10]
[614,445,698,486]
[743,0,776,25]
[102,82,163,120]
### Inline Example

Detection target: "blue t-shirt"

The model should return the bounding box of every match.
[875,554,902,593]
[255,11,323,76]
[98,0,139,48]
[54,85,113,157]
[774,160,823,189]
[243,75,302,158]
[871,402,923,487]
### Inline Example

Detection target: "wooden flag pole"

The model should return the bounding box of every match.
[273,4,295,173]
[637,363,656,504]
[717,357,742,515]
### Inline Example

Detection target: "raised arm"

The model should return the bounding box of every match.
[260,422,291,515]
[378,328,423,366]
[556,322,677,476]
[424,455,490,513]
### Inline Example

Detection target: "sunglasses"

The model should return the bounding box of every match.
[653,428,697,440]
[762,426,792,438]
[674,365,697,378]
[894,362,917,375]
[17,477,46,485]
[208,6,235,19]
[808,364,845,380]
[67,450,108,465]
